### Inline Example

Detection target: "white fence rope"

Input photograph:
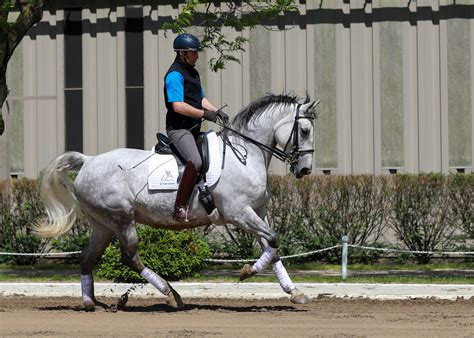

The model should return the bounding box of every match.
[0,251,82,257]
[0,244,472,260]
[348,244,474,256]
[205,245,342,263]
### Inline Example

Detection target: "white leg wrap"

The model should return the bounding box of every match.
[252,247,277,273]
[140,268,171,295]
[81,274,94,301]
[272,260,296,293]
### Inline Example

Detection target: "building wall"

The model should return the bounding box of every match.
[4,0,474,178]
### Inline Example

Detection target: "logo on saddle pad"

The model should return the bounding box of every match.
[148,132,222,190]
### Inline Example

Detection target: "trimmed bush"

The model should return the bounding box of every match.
[389,174,462,263]
[50,215,90,264]
[268,175,390,263]
[0,179,49,265]
[97,226,211,282]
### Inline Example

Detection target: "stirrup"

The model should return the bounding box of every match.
[173,206,196,222]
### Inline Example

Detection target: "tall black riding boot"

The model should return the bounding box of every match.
[173,160,198,222]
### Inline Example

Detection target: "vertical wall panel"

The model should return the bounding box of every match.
[249,26,271,102]
[472,11,474,172]
[221,15,243,118]
[268,17,287,175]
[82,4,98,155]
[372,2,382,175]
[417,0,442,172]
[23,35,38,178]
[440,0,449,173]
[313,0,338,170]
[241,28,251,107]
[143,4,159,149]
[446,1,472,169]
[403,0,419,173]
[96,5,118,152]
[284,3,307,98]
[378,1,405,170]
[36,10,58,171]
[116,5,126,148]
[56,9,65,155]
[350,0,374,173]
[157,4,176,134]
[336,0,352,174]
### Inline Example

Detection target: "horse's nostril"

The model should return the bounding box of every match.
[302,168,311,176]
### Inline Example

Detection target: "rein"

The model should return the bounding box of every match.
[215,104,315,166]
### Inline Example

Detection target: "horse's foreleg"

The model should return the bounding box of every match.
[80,222,114,309]
[118,224,183,309]
[232,207,279,280]
[258,212,310,304]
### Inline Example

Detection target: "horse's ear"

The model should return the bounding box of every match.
[301,98,320,113]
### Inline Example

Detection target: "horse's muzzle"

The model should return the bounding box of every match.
[295,167,312,178]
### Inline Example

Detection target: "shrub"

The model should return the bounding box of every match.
[51,213,90,264]
[447,174,474,240]
[389,174,458,263]
[267,175,390,264]
[204,224,259,260]
[97,226,211,282]
[0,179,49,265]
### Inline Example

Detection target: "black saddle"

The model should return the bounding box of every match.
[155,132,210,175]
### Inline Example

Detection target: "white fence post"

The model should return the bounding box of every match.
[341,235,349,280]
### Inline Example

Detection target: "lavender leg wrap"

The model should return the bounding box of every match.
[272,260,296,293]
[140,268,171,295]
[81,274,94,301]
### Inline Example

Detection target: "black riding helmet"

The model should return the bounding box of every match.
[173,33,202,52]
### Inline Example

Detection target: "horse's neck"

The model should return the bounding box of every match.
[229,107,288,168]
[240,107,287,145]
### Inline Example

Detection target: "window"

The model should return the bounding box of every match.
[125,5,144,149]
[64,8,83,152]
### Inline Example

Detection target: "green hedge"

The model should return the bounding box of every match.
[0,179,48,265]
[208,173,473,264]
[1,173,472,266]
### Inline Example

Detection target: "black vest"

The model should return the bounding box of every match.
[164,59,203,133]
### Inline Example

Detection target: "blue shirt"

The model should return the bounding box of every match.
[165,71,204,103]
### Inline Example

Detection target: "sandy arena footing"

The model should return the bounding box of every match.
[1,282,473,300]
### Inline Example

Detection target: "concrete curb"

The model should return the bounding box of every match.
[1,282,473,300]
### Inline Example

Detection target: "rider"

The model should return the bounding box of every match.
[164,33,229,222]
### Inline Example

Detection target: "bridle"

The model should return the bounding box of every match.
[282,104,315,167]
[217,103,315,167]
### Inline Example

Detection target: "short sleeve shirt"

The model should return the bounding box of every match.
[165,71,204,103]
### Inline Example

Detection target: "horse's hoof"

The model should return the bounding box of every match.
[83,297,96,311]
[290,289,311,304]
[116,293,129,310]
[239,264,256,281]
[165,288,184,309]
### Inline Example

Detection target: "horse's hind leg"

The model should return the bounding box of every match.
[117,223,184,309]
[80,219,114,309]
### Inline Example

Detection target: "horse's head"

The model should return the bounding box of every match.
[274,98,319,179]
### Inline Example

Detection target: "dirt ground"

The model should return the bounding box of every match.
[1,296,473,337]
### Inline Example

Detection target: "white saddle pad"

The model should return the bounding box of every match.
[148,131,222,190]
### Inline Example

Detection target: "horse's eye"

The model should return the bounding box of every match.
[301,128,310,136]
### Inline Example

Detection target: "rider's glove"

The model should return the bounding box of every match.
[203,109,218,122]
[215,110,229,124]
[203,109,229,124]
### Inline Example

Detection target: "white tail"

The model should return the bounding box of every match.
[33,152,88,238]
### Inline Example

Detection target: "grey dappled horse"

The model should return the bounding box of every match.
[34,94,318,309]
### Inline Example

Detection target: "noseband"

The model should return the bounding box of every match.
[217,104,314,166]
